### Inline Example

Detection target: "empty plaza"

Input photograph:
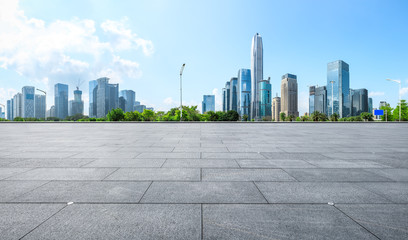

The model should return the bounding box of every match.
[0,123,407,240]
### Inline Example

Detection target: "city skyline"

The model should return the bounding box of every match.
[1,0,407,115]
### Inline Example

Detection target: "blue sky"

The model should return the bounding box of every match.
[0,0,407,114]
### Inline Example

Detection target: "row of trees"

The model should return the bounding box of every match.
[277,111,374,122]
[379,100,408,121]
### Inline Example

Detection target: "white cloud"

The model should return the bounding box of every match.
[369,92,385,97]
[0,0,152,92]
[163,97,177,106]
[401,88,408,96]
[212,88,222,111]
[0,88,18,112]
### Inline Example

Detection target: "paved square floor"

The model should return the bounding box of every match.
[0,122,407,239]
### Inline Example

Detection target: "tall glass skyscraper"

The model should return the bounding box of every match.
[225,81,231,111]
[6,100,11,120]
[259,78,271,119]
[237,69,251,117]
[251,33,263,120]
[34,94,46,119]
[230,77,238,112]
[22,86,35,118]
[89,80,98,118]
[222,88,226,112]
[309,86,327,114]
[119,90,136,113]
[71,89,84,116]
[202,95,215,113]
[351,88,368,116]
[93,77,119,118]
[54,83,69,119]
[327,60,350,118]
[368,97,373,115]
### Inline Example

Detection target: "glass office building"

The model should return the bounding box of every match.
[310,86,327,115]
[71,89,84,116]
[251,33,263,120]
[89,80,98,118]
[237,69,251,117]
[34,94,46,119]
[22,86,35,118]
[309,86,315,114]
[327,60,350,118]
[224,82,230,111]
[368,97,373,115]
[54,83,69,119]
[230,77,238,112]
[351,88,368,116]
[119,90,136,113]
[259,78,271,119]
[6,100,11,120]
[202,95,215,114]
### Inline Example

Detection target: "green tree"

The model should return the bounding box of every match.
[287,115,295,122]
[141,109,156,121]
[242,114,249,121]
[296,117,301,122]
[380,104,394,121]
[392,100,408,121]
[124,111,141,121]
[360,112,374,121]
[330,113,339,122]
[226,110,239,121]
[106,108,125,121]
[206,111,218,121]
[280,112,286,122]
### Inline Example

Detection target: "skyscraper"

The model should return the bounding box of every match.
[119,90,136,113]
[202,95,215,114]
[22,86,35,118]
[71,89,84,116]
[351,88,368,116]
[54,83,69,119]
[272,95,281,122]
[237,68,251,117]
[34,94,46,119]
[251,33,263,120]
[89,80,98,118]
[309,86,327,115]
[281,73,299,118]
[222,88,226,112]
[224,82,231,111]
[7,100,11,120]
[309,86,315,114]
[259,78,272,119]
[230,77,238,112]
[13,93,22,119]
[93,77,119,118]
[327,60,350,118]
[368,97,373,114]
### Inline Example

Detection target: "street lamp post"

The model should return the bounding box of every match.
[180,64,185,122]
[386,79,401,122]
[330,81,335,116]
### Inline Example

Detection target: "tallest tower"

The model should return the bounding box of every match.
[251,33,263,120]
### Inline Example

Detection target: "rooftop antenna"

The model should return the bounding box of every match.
[76,78,85,91]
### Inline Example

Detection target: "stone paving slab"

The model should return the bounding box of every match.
[0,181,48,202]
[105,168,201,181]
[5,158,95,168]
[0,168,33,180]
[83,158,165,168]
[202,168,296,181]
[355,182,408,203]
[22,204,201,240]
[237,159,316,168]
[285,168,394,182]
[7,168,117,181]
[162,159,239,168]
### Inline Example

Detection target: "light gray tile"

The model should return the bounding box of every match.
[202,169,296,181]
[305,160,391,168]
[202,152,265,159]
[136,152,200,159]
[237,159,316,168]
[105,168,200,181]
[83,158,165,168]
[24,204,201,240]
[365,168,408,181]
[7,168,116,180]
[141,182,266,203]
[5,158,94,168]
[0,168,32,180]
[162,159,239,168]
[285,169,394,182]
[0,181,48,201]
[261,152,330,160]
[355,182,408,203]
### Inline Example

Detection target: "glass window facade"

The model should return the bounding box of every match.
[259,79,271,119]
[89,80,97,118]
[22,86,35,118]
[351,88,368,116]
[251,33,263,120]
[54,83,69,120]
[230,78,238,112]
[225,82,230,111]
[309,86,315,114]
[119,90,136,113]
[238,69,251,117]
[327,60,350,118]
[202,95,215,113]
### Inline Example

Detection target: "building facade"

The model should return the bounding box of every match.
[309,86,327,115]
[222,88,226,112]
[351,88,368,116]
[54,83,69,120]
[135,104,146,113]
[34,94,46,119]
[251,33,263,120]
[119,90,135,113]
[13,93,22,119]
[89,78,119,118]
[22,86,35,118]
[272,96,281,121]
[89,80,98,118]
[368,97,373,115]
[327,60,350,118]
[281,73,299,118]
[237,68,251,117]
[230,77,238,112]
[202,95,215,114]
[71,89,84,116]
[259,78,272,119]
[224,82,231,112]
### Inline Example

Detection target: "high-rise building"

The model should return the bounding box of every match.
[281,73,299,118]
[379,101,387,108]
[327,60,350,118]
[34,94,46,119]
[230,77,238,112]
[135,104,146,113]
[237,69,251,117]
[309,86,327,115]
[368,98,373,114]
[222,88,226,112]
[309,86,315,114]
[12,93,22,119]
[224,82,231,111]
[54,83,69,119]
[119,90,135,113]
[7,100,11,120]
[251,33,263,120]
[89,80,98,118]
[272,95,281,122]
[202,95,215,114]
[71,89,84,116]
[22,86,35,118]
[146,107,154,111]
[90,78,119,118]
[351,88,368,116]
[259,78,271,119]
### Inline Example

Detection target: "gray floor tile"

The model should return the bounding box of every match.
[285,169,394,182]
[336,204,408,240]
[14,181,151,203]
[261,152,330,160]
[105,168,200,181]
[0,168,33,180]
[203,204,376,240]
[256,182,390,203]
[237,159,316,168]
[202,152,265,159]
[5,158,95,168]
[202,169,296,181]
[7,168,117,180]
[136,152,200,159]
[305,159,391,168]
[0,181,48,201]
[83,158,165,168]
[141,182,266,203]
[24,204,201,240]
[355,182,408,203]
[162,159,239,168]
[172,147,229,152]
[365,168,408,181]
[0,204,65,240]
